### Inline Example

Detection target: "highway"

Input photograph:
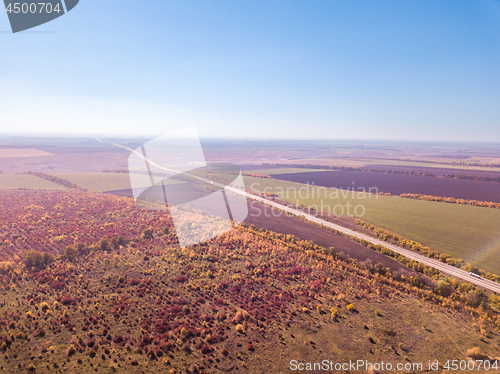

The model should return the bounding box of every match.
[230,187,500,293]
[98,138,500,294]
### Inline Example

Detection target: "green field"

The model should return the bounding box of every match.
[236,175,500,275]
[0,174,67,190]
[53,173,184,192]
[247,168,333,175]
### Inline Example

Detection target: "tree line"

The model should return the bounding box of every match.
[399,193,500,209]
[442,173,500,183]
[264,163,435,177]
[23,171,86,190]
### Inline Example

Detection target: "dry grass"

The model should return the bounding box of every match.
[0,190,499,373]
[0,174,67,190]
[53,173,183,192]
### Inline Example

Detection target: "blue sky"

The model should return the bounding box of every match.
[1,0,500,141]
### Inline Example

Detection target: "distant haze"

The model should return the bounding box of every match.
[1,1,499,141]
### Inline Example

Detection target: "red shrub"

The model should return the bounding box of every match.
[112,335,123,344]
[61,296,76,306]
[175,276,188,283]
[50,281,65,290]
[129,279,141,286]
[201,345,212,354]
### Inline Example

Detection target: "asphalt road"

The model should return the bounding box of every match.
[230,187,500,293]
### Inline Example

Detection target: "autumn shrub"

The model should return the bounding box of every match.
[466,290,484,307]
[230,285,241,293]
[39,302,49,311]
[170,305,182,314]
[113,335,124,344]
[346,304,356,311]
[235,324,244,333]
[129,279,141,286]
[433,280,453,297]
[50,280,65,289]
[466,346,488,360]
[147,349,156,360]
[234,311,244,324]
[138,336,152,348]
[155,348,163,357]
[24,250,53,271]
[61,296,76,306]
[142,228,154,240]
[161,342,174,352]
[66,344,77,357]
[331,308,339,318]
[76,242,87,255]
[176,276,188,283]
[34,328,46,338]
[201,345,212,354]
[63,245,77,260]
[0,261,15,275]
[99,238,110,251]
[380,329,396,337]
[182,343,192,353]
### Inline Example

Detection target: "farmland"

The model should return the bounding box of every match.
[271,170,500,203]
[236,175,500,275]
[245,201,421,275]
[274,157,500,172]
[366,165,500,178]
[0,174,67,191]
[0,190,499,373]
[0,149,54,158]
[50,166,500,276]
[52,173,184,192]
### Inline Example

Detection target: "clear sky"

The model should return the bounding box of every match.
[1,0,500,141]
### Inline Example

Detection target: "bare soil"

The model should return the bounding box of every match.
[273,170,500,203]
